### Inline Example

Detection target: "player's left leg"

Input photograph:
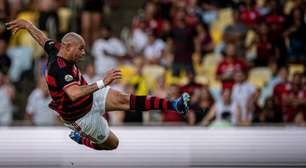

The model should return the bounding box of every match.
[69,130,119,150]
[105,88,190,114]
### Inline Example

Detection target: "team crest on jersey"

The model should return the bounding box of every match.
[65,75,73,82]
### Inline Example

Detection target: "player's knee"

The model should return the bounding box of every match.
[98,139,119,150]
[109,136,119,150]
[97,133,119,150]
[111,138,119,150]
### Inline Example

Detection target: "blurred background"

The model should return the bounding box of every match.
[0,0,306,127]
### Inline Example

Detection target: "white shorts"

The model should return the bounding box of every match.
[65,86,111,144]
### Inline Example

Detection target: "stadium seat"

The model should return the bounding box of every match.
[195,75,209,86]
[248,67,272,88]
[201,53,222,88]
[142,65,165,88]
[210,8,233,44]
[289,64,304,76]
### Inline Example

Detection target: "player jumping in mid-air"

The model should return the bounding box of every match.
[6,19,190,150]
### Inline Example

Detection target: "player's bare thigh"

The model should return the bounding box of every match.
[98,89,129,150]
[105,88,130,111]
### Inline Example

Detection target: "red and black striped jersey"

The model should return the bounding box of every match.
[44,40,93,121]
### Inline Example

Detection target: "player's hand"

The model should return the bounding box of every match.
[103,69,122,86]
[5,19,32,34]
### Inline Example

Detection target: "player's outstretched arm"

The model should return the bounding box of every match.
[64,69,122,101]
[5,19,48,48]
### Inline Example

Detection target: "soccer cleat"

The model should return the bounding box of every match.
[173,92,190,115]
[69,131,82,144]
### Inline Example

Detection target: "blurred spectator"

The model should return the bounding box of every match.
[143,30,165,64]
[198,0,218,26]
[130,16,148,53]
[159,19,172,41]
[180,71,203,96]
[253,96,282,124]
[223,10,248,57]
[284,7,306,63]
[194,22,214,60]
[128,59,149,95]
[248,22,277,66]
[92,24,126,77]
[188,86,214,125]
[37,0,59,40]
[264,0,286,38]
[0,0,10,20]
[238,0,261,28]
[0,39,11,74]
[295,70,306,125]
[81,0,104,46]
[216,43,248,90]
[83,62,100,84]
[232,70,256,124]
[25,78,58,126]
[169,8,197,76]
[247,87,261,123]
[303,71,306,90]
[153,73,168,98]
[0,71,15,126]
[264,0,287,66]
[274,72,306,122]
[202,89,239,126]
[7,44,32,83]
[294,110,305,126]
[0,0,11,42]
[143,1,159,31]
[260,65,289,105]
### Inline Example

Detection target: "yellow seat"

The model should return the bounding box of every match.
[164,69,187,86]
[195,75,209,86]
[248,67,272,88]
[142,65,165,89]
[210,8,233,44]
[289,64,304,76]
[58,7,72,33]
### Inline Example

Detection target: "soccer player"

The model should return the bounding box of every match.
[6,19,190,150]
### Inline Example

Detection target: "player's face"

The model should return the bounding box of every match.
[71,41,86,63]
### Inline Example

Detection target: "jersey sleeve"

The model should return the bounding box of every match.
[56,65,79,90]
[44,40,60,60]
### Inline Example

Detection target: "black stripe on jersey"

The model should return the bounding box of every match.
[48,84,63,92]
[59,102,93,121]
[63,95,93,110]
